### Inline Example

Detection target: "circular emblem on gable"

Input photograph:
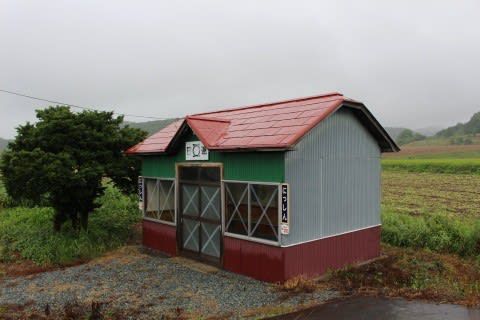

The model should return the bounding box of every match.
[192,144,201,157]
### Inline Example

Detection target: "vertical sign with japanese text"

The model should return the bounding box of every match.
[138,176,144,211]
[280,184,289,235]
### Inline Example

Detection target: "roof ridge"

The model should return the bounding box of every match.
[193,92,344,116]
[186,115,231,123]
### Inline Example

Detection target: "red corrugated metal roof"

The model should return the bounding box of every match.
[186,116,230,149]
[125,118,184,154]
[125,92,398,154]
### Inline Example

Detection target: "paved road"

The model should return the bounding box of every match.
[271,296,480,320]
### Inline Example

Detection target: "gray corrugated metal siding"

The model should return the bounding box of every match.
[283,107,381,246]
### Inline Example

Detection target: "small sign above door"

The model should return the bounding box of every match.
[186,141,209,161]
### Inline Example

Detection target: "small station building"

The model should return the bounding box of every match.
[126,92,398,282]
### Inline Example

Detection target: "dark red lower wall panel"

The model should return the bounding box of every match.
[223,226,381,283]
[143,221,380,282]
[142,220,177,256]
[283,226,381,280]
[223,237,284,283]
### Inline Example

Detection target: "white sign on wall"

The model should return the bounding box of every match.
[280,183,289,235]
[185,141,209,160]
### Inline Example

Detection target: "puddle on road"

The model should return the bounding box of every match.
[271,296,480,320]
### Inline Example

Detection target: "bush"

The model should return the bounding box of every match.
[0,176,10,209]
[381,209,480,257]
[0,175,17,209]
[0,185,141,265]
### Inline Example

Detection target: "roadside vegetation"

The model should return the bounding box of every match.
[0,185,140,266]
[366,165,480,306]
[280,243,480,307]
[327,245,480,306]
[382,210,480,257]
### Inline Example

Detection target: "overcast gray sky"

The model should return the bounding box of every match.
[1,0,479,138]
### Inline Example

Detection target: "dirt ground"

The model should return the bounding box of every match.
[383,144,480,158]
[382,171,480,218]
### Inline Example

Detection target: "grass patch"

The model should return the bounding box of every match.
[327,245,480,306]
[0,185,141,265]
[381,210,480,257]
[382,158,480,174]
[382,170,480,259]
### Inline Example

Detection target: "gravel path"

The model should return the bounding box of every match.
[0,246,338,319]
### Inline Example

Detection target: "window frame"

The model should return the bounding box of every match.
[141,176,177,226]
[222,179,281,246]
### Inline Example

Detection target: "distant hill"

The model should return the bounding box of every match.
[0,138,9,151]
[386,127,427,146]
[398,111,480,147]
[123,118,178,136]
[415,126,442,137]
[436,111,480,138]
[385,127,411,140]
[396,129,426,146]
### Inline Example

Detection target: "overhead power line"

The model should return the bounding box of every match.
[0,89,169,120]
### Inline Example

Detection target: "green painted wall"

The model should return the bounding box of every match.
[141,134,285,182]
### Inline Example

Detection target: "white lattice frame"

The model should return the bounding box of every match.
[222,180,281,246]
[141,176,177,226]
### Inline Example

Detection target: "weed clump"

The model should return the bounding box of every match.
[280,275,317,293]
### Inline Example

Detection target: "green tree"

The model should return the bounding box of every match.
[0,106,146,231]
